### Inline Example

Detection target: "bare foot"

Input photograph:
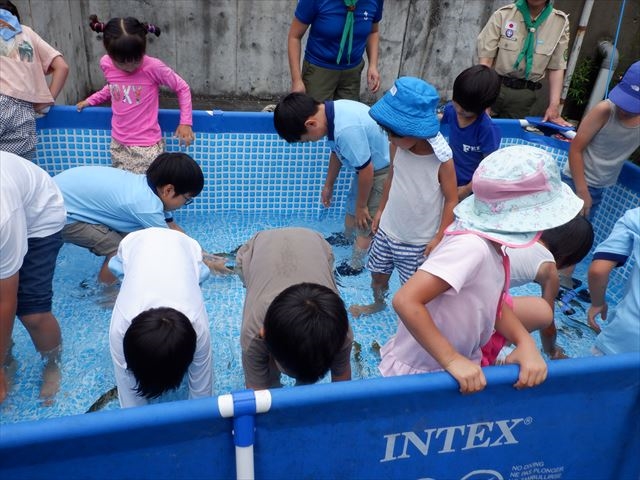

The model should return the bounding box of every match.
[40,360,61,406]
[547,346,569,360]
[349,302,386,318]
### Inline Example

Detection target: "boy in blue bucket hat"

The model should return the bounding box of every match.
[350,77,458,317]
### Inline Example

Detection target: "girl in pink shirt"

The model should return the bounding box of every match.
[380,145,585,394]
[77,15,194,173]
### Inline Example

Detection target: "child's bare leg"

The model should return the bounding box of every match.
[0,341,16,404]
[540,322,567,359]
[344,214,356,243]
[98,253,117,284]
[352,235,371,270]
[350,272,391,317]
[512,296,566,358]
[19,312,62,402]
[558,264,578,289]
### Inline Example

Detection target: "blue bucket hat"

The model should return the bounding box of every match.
[369,77,440,139]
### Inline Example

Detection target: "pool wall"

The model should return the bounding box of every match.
[0,106,638,479]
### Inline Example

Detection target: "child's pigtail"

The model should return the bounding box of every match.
[144,23,161,37]
[89,14,105,33]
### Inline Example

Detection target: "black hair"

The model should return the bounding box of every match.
[123,307,196,399]
[541,215,594,270]
[146,152,204,196]
[263,282,349,384]
[0,0,19,22]
[88,14,161,64]
[273,92,321,143]
[452,65,501,115]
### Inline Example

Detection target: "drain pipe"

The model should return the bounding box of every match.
[585,40,619,113]
[560,0,595,115]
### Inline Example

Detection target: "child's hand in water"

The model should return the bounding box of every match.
[202,253,234,275]
[175,124,195,148]
[76,100,90,112]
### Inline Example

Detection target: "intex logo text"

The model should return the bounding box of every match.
[380,417,532,462]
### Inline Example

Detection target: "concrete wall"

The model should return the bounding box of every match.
[12,0,640,114]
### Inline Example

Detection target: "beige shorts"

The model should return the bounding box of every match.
[62,222,125,257]
[111,139,165,174]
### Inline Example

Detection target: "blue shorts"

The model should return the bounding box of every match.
[366,228,427,284]
[16,231,64,316]
[561,174,604,221]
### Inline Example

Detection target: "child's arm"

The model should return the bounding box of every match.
[587,259,615,332]
[535,261,565,358]
[496,302,548,389]
[77,84,111,111]
[568,101,610,217]
[321,153,342,207]
[354,162,374,230]
[45,56,69,102]
[428,159,458,255]
[372,149,395,234]
[155,62,194,147]
[392,270,487,394]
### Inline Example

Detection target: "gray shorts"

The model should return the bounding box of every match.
[62,222,125,257]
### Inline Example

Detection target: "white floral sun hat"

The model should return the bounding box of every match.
[446,145,584,247]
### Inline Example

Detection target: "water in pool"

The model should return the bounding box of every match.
[0,212,601,424]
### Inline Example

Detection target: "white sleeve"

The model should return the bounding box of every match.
[187,308,213,399]
[113,359,149,408]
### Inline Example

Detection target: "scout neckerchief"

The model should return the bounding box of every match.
[513,0,554,79]
[336,0,357,65]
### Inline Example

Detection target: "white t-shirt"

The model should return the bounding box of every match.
[379,147,448,245]
[506,242,555,288]
[108,227,213,408]
[0,151,66,278]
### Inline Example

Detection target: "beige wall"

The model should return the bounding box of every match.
[12,0,640,116]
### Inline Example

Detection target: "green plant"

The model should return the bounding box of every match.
[567,56,597,106]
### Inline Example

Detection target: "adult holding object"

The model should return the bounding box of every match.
[287,0,383,102]
[477,0,571,126]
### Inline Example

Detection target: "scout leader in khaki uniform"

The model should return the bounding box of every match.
[477,0,571,125]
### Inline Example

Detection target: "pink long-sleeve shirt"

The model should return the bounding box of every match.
[87,55,192,146]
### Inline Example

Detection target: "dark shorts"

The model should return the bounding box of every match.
[491,85,537,119]
[16,231,64,316]
[302,59,365,102]
[62,222,125,257]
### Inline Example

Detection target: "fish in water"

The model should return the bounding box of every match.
[86,386,118,413]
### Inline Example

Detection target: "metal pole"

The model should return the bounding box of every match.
[559,0,595,114]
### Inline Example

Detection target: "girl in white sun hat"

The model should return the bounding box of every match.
[379,145,584,394]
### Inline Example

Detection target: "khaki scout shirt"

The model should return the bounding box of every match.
[477,4,569,82]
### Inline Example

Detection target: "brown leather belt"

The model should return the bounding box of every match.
[500,76,542,91]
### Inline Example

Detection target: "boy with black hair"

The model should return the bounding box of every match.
[273,93,390,275]
[54,152,210,284]
[236,227,352,389]
[440,65,502,200]
[108,227,212,407]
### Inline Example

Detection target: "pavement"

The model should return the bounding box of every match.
[161,93,277,112]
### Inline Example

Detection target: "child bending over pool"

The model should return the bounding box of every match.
[77,15,194,173]
[273,93,390,276]
[380,145,584,394]
[482,215,594,364]
[108,227,212,408]
[236,227,352,389]
[53,152,220,284]
[587,207,639,356]
[349,77,457,317]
